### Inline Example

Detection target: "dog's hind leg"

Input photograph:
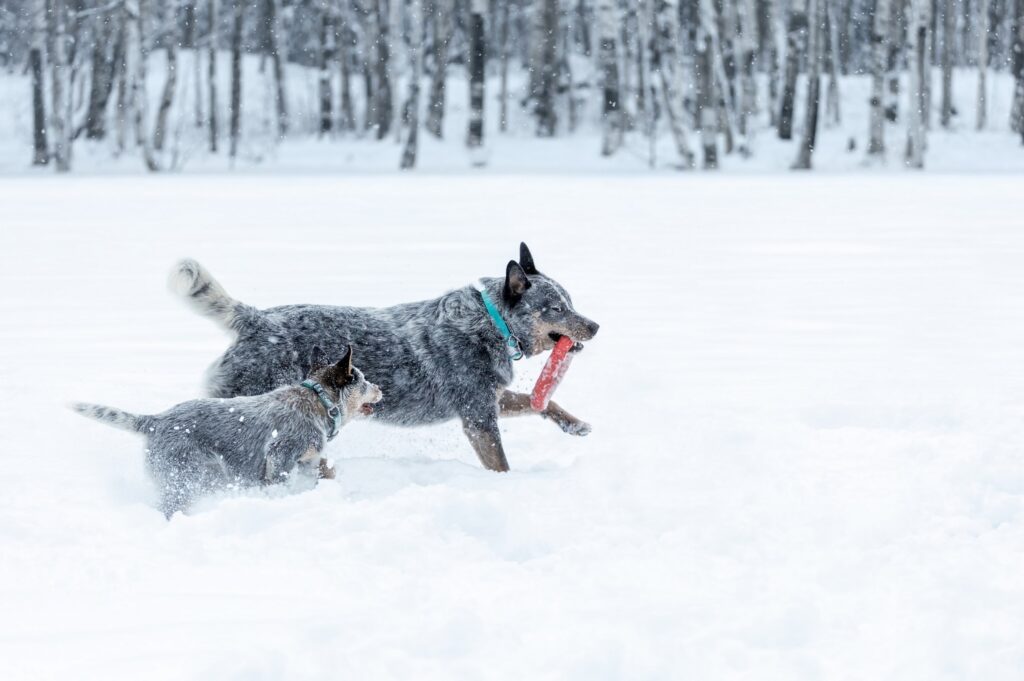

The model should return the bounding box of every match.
[497,389,592,437]
[460,411,510,472]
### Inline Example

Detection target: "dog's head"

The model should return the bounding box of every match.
[501,243,600,356]
[307,346,383,422]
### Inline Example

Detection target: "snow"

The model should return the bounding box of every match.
[1,175,1023,679]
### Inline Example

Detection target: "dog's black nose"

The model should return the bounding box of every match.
[587,320,600,336]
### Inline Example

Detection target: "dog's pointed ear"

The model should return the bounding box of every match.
[519,242,538,275]
[309,345,329,374]
[329,345,354,386]
[503,260,531,304]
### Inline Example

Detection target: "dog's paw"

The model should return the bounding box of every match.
[561,420,592,436]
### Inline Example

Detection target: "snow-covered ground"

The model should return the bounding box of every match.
[1,175,1023,679]
[2,53,1023,174]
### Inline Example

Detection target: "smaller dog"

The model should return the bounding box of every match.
[72,346,382,517]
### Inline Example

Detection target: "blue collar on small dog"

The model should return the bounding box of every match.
[479,289,523,361]
[301,379,342,440]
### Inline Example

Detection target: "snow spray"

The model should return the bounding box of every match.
[531,336,577,411]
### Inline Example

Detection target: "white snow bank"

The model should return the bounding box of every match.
[0,176,1022,679]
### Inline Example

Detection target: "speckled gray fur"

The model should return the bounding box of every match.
[170,244,599,471]
[72,348,381,517]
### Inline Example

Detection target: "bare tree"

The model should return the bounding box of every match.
[597,0,622,156]
[49,0,72,171]
[373,0,393,139]
[498,0,512,132]
[940,0,955,126]
[793,0,822,169]
[534,0,559,136]
[30,0,48,165]
[153,0,181,154]
[906,0,930,167]
[229,0,243,159]
[425,0,451,138]
[779,0,809,139]
[318,6,335,135]
[209,0,220,152]
[654,0,695,166]
[977,0,989,129]
[401,0,423,168]
[697,0,718,167]
[868,0,893,156]
[263,0,289,138]
[1012,0,1024,136]
[466,0,485,151]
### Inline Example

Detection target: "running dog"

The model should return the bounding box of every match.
[73,346,382,517]
[170,243,599,472]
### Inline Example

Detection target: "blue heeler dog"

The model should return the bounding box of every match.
[72,346,383,517]
[170,243,599,472]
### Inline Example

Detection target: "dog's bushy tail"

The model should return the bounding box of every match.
[71,402,153,433]
[170,259,252,332]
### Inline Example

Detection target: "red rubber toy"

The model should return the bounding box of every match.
[531,335,577,411]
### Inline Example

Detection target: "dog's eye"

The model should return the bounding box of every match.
[549,305,562,313]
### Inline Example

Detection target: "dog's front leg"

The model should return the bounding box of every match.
[461,410,510,472]
[497,389,592,436]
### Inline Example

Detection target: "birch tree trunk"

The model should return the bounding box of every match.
[338,3,355,132]
[763,0,782,126]
[49,0,72,171]
[977,0,988,128]
[209,0,219,152]
[1011,0,1024,136]
[597,0,622,155]
[736,0,758,141]
[373,0,393,139]
[778,0,809,139]
[868,0,892,155]
[425,0,451,138]
[466,0,485,150]
[793,0,821,169]
[153,0,180,154]
[184,1,203,128]
[906,0,929,167]
[30,0,48,165]
[654,0,695,166]
[84,11,116,140]
[535,0,559,136]
[318,8,334,135]
[498,0,511,132]
[697,0,718,168]
[229,0,243,159]
[824,0,841,125]
[264,0,288,138]
[940,0,955,126]
[400,0,423,169]
[886,0,904,122]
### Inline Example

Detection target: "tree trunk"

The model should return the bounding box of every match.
[209,0,219,152]
[824,0,841,125]
[49,0,72,171]
[401,0,423,169]
[535,0,559,136]
[153,0,180,154]
[868,0,892,155]
[374,0,393,139]
[940,0,955,126]
[319,8,334,135]
[737,0,759,145]
[778,0,808,139]
[466,0,485,150]
[83,11,117,140]
[977,0,988,128]
[793,0,821,169]
[264,0,288,138]
[1011,0,1024,136]
[338,2,355,132]
[229,0,242,159]
[30,0,48,165]
[763,0,781,126]
[425,0,451,138]
[654,0,695,166]
[885,0,904,122]
[498,0,511,132]
[906,0,929,167]
[697,0,718,168]
[597,0,622,155]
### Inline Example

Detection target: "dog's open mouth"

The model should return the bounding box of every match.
[549,332,584,352]
[360,403,374,416]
